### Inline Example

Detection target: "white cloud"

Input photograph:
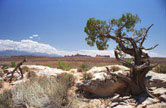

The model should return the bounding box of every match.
[149,52,166,57]
[0,39,165,57]
[29,34,39,39]
[29,36,33,39]
[32,34,38,37]
[0,40,58,54]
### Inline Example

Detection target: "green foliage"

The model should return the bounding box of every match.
[78,63,89,72]
[57,59,73,70]
[154,64,166,73]
[47,64,52,68]
[2,64,8,69]
[10,62,16,68]
[125,58,132,63]
[84,13,141,50]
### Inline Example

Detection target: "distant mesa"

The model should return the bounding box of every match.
[64,53,110,58]
[96,55,110,58]
[64,53,91,57]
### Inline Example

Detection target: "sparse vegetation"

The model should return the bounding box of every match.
[125,58,132,63]
[0,78,4,88]
[0,90,13,108]
[21,66,29,73]
[0,73,74,108]
[1,64,8,70]
[56,73,75,88]
[154,64,166,73]
[0,70,4,77]
[111,66,120,72]
[57,59,73,70]
[78,63,89,72]
[82,72,93,80]
[26,71,38,80]
[10,62,16,68]
[47,64,52,68]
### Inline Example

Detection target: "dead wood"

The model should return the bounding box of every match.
[9,58,27,83]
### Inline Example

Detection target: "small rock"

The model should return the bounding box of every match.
[113,104,135,108]
[141,97,159,105]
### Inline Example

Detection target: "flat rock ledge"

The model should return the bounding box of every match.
[76,65,130,97]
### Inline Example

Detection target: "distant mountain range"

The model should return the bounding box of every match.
[0,50,61,57]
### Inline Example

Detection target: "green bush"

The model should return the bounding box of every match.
[123,58,132,64]
[78,63,89,72]
[57,60,73,70]
[154,64,166,73]
[47,64,52,68]
[11,62,16,68]
[2,64,8,69]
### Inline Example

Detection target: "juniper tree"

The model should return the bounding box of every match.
[84,13,158,97]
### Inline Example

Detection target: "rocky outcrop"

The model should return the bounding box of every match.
[77,65,166,98]
[77,65,130,97]
[1,65,166,108]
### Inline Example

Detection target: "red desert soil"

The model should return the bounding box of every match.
[0,56,166,68]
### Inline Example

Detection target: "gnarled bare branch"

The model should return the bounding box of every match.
[142,44,159,50]
[114,50,134,68]
[139,24,154,48]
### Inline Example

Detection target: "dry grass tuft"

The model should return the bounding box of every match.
[0,70,4,77]
[82,72,93,80]
[21,66,30,73]
[153,64,166,74]
[111,66,120,72]
[0,79,4,88]
[0,73,75,108]
[26,71,38,81]
[0,90,13,108]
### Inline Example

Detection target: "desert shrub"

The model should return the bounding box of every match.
[47,64,52,68]
[10,62,16,68]
[125,58,132,63]
[26,71,38,81]
[0,74,74,108]
[0,78,4,88]
[36,63,41,65]
[1,64,8,69]
[11,80,49,108]
[0,90,13,108]
[56,73,75,88]
[78,63,89,72]
[111,66,120,72]
[154,64,166,73]
[82,72,93,80]
[0,70,4,77]
[21,66,29,73]
[57,60,73,70]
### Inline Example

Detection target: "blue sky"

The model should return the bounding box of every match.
[0,0,166,57]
